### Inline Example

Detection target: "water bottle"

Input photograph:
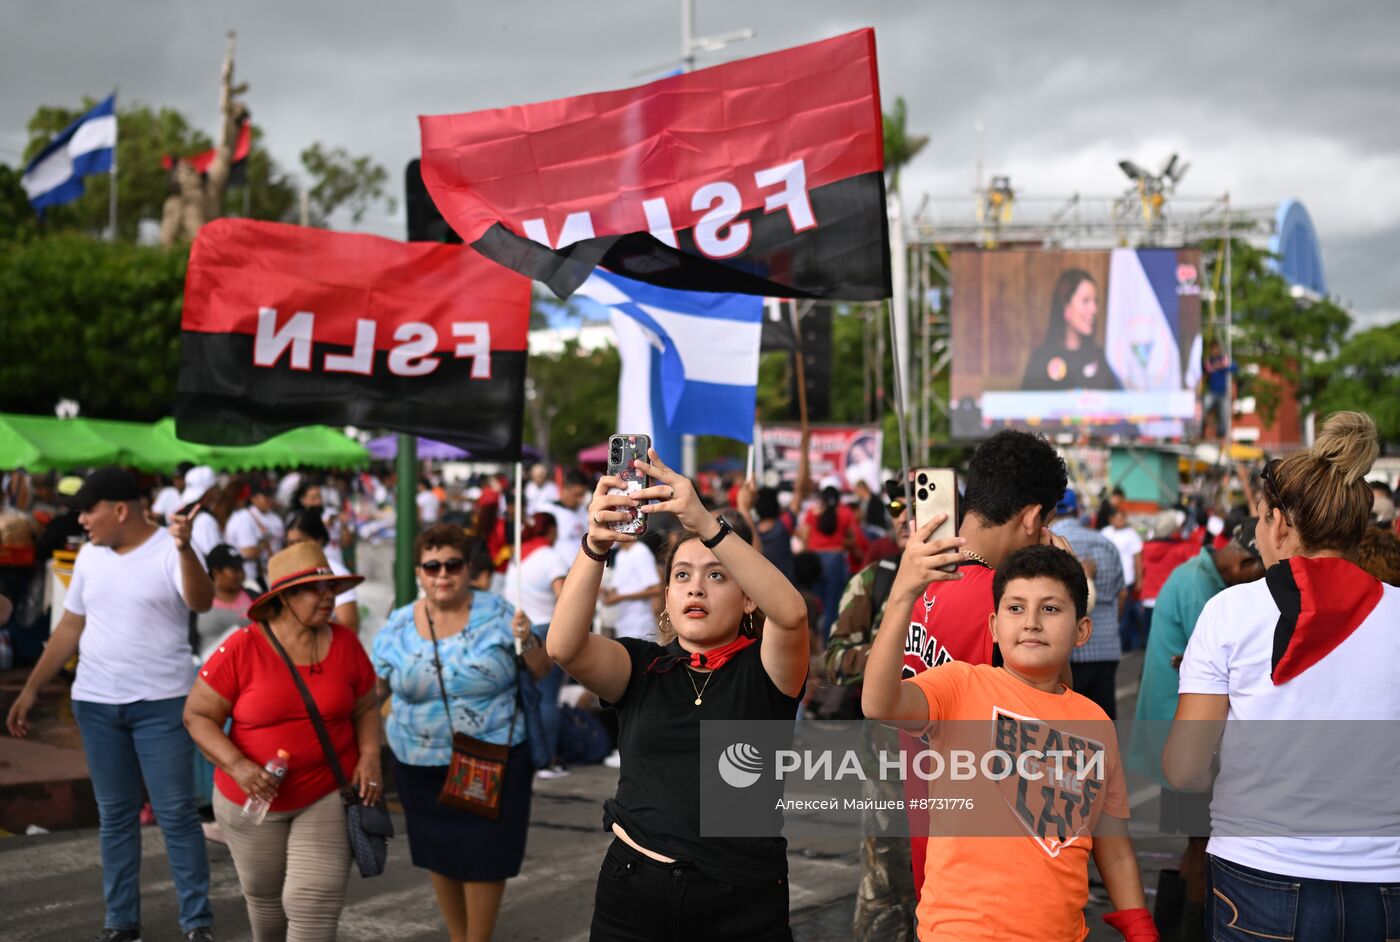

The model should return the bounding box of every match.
[240,749,291,825]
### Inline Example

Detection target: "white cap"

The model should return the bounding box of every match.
[180,466,217,504]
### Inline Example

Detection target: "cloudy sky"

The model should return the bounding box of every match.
[3,0,1396,327]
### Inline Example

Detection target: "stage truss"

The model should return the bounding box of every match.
[898,193,1290,464]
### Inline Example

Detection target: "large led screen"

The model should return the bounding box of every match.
[949,248,1203,439]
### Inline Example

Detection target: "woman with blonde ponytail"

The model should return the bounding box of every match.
[1164,412,1400,939]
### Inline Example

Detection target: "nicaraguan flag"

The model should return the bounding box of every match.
[1104,248,1184,393]
[577,270,762,466]
[21,94,117,211]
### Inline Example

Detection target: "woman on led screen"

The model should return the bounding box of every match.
[1021,269,1121,391]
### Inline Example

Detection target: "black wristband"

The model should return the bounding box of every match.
[580,532,609,563]
[700,515,733,550]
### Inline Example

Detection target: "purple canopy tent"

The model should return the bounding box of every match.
[366,435,543,463]
[366,435,468,460]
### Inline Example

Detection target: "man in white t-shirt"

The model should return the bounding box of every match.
[1100,505,1146,650]
[524,462,560,516]
[6,466,216,941]
[224,481,285,587]
[150,462,192,523]
[537,471,590,549]
[181,465,225,561]
[603,539,661,641]
[416,477,441,525]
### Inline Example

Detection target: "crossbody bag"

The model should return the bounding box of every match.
[260,622,394,878]
[425,604,519,820]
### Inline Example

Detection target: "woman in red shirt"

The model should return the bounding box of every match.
[184,543,379,942]
[798,486,867,637]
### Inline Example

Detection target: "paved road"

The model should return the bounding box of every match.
[0,651,1178,940]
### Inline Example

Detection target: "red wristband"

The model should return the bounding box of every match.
[1103,908,1159,941]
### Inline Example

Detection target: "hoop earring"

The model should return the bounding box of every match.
[658,610,672,633]
[742,611,755,637]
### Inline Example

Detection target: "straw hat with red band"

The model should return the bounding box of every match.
[247,542,364,622]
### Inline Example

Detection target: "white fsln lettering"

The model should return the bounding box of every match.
[642,197,679,248]
[754,159,816,231]
[522,212,597,250]
[322,319,377,376]
[691,181,750,259]
[253,308,314,371]
[514,159,816,254]
[451,323,492,379]
[388,323,439,377]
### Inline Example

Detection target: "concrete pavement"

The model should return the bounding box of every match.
[0,651,1181,940]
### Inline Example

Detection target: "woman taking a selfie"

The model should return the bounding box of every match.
[547,449,809,942]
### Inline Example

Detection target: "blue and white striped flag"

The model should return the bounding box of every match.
[21,94,117,212]
[576,270,763,466]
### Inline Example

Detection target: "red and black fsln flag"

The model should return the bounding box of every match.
[175,219,532,458]
[419,29,889,301]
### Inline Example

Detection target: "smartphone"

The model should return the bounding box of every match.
[912,468,958,544]
[607,433,652,536]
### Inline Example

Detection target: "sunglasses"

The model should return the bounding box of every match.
[886,499,907,519]
[418,558,467,576]
[1259,459,1289,520]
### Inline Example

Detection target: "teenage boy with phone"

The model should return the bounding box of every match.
[863,543,1155,940]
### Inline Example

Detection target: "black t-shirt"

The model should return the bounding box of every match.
[602,637,802,886]
[1021,341,1120,391]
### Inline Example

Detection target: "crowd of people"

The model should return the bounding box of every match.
[2,413,1399,941]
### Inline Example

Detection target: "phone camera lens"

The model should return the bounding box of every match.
[917,488,929,501]
[917,473,928,485]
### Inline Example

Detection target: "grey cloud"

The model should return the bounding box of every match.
[2,0,1395,324]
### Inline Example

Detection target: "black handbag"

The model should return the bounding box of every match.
[261,622,394,878]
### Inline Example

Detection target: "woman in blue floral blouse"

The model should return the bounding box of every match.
[373,523,549,942]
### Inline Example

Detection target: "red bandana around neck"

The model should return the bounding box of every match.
[1267,556,1383,685]
[646,634,757,674]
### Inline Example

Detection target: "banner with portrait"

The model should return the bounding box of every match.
[949,248,1203,440]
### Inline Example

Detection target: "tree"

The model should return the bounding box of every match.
[0,233,187,419]
[0,164,37,243]
[1310,322,1400,443]
[1216,241,1352,426]
[882,96,928,194]
[21,100,297,241]
[522,339,621,462]
[300,143,396,227]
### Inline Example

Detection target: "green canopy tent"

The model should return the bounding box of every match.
[163,421,370,472]
[0,413,121,472]
[0,414,369,473]
[83,418,204,472]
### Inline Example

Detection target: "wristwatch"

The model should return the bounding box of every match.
[700,515,733,550]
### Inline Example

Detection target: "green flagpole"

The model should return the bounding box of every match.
[394,434,418,607]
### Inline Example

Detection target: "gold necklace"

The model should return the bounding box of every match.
[961,548,990,566]
[685,667,716,706]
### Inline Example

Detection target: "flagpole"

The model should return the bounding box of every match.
[108,88,118,241]
[514,461,524,655]
[886,297,915,510]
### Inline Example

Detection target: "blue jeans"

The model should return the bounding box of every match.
[1119,596,1146,651]
[72,697,212,933]
[1206,854,1400,940]
[535,622,564,764]
[815,550,849,638]
[537,663,564,764]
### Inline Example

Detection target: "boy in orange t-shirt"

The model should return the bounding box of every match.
[864,534,1156,941]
